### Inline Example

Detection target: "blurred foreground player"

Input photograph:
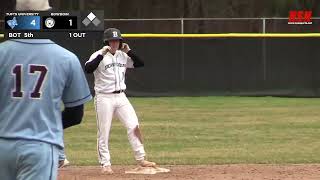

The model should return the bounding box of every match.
[0,0,92,179]
[85,28,156,174]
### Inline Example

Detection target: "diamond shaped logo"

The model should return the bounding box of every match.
[82,12,101,27]
[87,12,96,21]
[92,18,101,26]
[82,18,91,26]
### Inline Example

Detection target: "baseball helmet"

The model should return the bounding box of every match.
[103,28,123,42]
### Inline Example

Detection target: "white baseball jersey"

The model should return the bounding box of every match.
[86,50,134,94]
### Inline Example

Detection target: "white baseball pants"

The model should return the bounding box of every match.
[94,92,146,166]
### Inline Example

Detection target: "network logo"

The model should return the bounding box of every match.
[7,17,18,29]
[288,10,312,24]
[82,12,101,26]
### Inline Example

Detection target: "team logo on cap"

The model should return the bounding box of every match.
[113,31,118,37]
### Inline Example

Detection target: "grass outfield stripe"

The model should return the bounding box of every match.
[64,97,320,166]
[122,33,320,38]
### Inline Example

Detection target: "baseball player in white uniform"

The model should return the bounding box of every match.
[85,28,156,174]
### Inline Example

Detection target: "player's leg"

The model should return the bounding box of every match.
[16,140,59,180]
[0,139,17,179]
[115,93,156,167]
[94,94,115,172]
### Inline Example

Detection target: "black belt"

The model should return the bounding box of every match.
[112,90,125,94]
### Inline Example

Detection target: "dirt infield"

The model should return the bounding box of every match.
[58,164,320,180]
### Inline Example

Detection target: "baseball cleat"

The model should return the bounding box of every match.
[59,159,70,168]
[101,165,114,174]
[137,160,156,167]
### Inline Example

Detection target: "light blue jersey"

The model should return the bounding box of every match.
[0,39,92,148]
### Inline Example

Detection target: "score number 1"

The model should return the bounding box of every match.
[64,16,77,29]
[42,16,77,29]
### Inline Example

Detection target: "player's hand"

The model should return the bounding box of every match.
[101,46,111,56]
[121,43,131,53]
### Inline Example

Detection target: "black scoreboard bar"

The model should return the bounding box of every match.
[4,11,104,39]
[42,16,78,29]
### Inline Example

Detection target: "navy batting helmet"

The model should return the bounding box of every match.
[103,28,122,42]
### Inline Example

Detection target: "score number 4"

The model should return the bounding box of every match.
[30,19,36,26]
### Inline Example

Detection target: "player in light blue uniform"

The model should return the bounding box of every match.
[0,39,92,180]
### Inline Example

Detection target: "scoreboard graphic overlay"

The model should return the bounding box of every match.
[4,11,104,40]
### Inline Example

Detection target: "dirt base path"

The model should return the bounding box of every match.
[58,164,320,180]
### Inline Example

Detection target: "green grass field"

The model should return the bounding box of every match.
[64,96,320,166]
